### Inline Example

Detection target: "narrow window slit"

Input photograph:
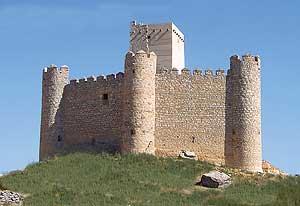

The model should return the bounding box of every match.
[58,135,62,142]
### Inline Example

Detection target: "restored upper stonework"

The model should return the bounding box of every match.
[130,21,185,71]
[40,21,262,172]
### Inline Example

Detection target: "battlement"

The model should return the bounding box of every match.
[130,21,185,70]
[229,54,260,75]
[43,64,69,74]
[158,67,226,79]
[68,72,124,88]
[230,54,260,63]
[126,50,157,60]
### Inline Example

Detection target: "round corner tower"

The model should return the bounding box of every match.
[225,54,262,172]
[122,50,157,154]
[40,64,69,161]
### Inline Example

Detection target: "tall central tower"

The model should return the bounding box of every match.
[130,21,185,71]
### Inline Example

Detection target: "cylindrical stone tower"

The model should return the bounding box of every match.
[40,64,69,161]
[122,50,157,154]
[225,54,262,172]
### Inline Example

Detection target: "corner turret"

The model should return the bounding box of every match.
[225,54,262,172]
[122,50,157,154]
[40,64,69,160]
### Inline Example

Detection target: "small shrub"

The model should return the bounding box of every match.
[0,181,7,190]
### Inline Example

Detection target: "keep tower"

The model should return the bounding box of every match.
[122,50,157,154]
[40,64,69,160]
[225,54,262,172]
[130,21,185,71]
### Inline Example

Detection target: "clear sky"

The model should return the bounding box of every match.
[0,0,299,174]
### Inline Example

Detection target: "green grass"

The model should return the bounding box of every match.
[0,153,299,206]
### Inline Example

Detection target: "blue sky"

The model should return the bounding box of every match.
[0,0,299,174]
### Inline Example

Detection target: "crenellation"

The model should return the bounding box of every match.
[204,69,213,76]
[70,79,78,85]
[171,68,179,74]
[60,65,69,69]
[79,77,87,83]
[48,64,58,69]
[59,66,69,75]
[116,72,124,79]
[158,67,168,73]
[130,22,185,71]
[43,64,69,75]
[216,69,225,76]
[43,65,58,74]
[40,21,262,173]
[87,76,96,82]
[242,53,255,61]
[67,72,125,89]
[96,75,105,81]
[230,54,240,62]
[157,68,227,81]
[193,69,202,75]
[106,74,116,81]
[181,68,190,75]
[43,67,48,73]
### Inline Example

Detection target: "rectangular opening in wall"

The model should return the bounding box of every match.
[103,93,108,100]
[91,138,96,146]
[57,135,62,142]
[102,93,109,105]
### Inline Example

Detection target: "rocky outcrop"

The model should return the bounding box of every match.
[196,171,231,188]
[0,190,23,205]
[262,160,286,175]
[178,150,198,160]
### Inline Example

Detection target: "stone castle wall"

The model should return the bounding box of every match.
[41,65,226,165]
[61,73,124,154]
[40,51,262,172]
[155,69,226,164]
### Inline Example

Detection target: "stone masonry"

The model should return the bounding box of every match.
[130,21,185,71]
[40,21,262,172]
[225,55,262,172]
[122,51,157,154]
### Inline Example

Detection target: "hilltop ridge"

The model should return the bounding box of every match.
[0,153,299,206]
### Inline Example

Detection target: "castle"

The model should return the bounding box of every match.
[40,21,262,172]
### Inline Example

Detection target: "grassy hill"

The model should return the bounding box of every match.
[0,153,299,206]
